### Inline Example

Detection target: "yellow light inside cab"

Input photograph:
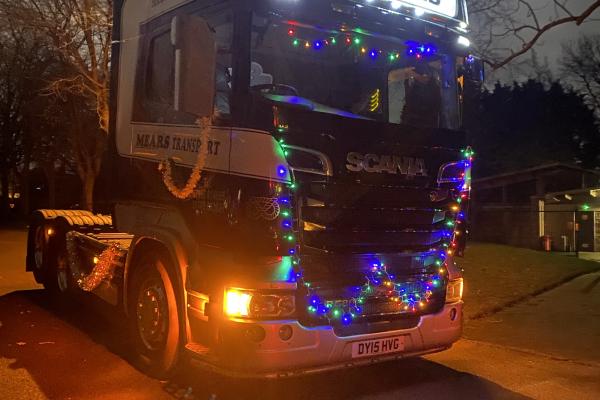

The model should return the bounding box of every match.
[224,289,252,317]
[303,221,326,232]
[46,228,54,236]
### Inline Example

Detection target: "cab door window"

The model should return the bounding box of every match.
[134,9,232,124]
[146,31,175,107]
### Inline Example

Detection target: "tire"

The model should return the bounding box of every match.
[31,223,69,295]
[50,240,73,296]
[127,250,182,378]
[31,225,49,284]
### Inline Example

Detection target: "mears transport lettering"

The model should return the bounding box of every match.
[135,133,221,156]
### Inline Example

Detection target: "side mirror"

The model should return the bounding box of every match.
[463,56,484,90]
[172,14,216,118]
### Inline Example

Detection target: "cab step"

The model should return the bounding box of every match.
[185,342,211,356]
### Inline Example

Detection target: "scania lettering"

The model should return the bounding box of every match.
[346,153,429,176]
[26,0,480,378]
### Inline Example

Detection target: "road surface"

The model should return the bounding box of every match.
[1,229,599,399]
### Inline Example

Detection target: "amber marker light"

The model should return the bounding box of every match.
[446,278,464,303]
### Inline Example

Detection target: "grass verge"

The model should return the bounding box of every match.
[460,243,600,320]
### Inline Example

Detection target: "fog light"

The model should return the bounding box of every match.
[245,325,266,343]
[278,325,293,341]
[449,308,457,321]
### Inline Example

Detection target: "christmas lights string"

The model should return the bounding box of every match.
[283,147,474,326]
[285,27,439,61]
[304,259,447,326]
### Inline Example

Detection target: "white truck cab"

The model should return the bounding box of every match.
[27,0,479,378]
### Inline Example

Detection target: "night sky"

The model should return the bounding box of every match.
[473,0,600,80]
[528,0,599,69]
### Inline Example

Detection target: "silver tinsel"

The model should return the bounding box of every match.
[66,232,122,292]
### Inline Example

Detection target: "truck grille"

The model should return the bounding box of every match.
[297,180,454,326]
[300,181,454,253]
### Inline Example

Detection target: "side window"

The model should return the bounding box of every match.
[205,12,233,117]
[134,10,230,125]
[146,32,175,106]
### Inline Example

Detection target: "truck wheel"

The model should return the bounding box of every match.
[32,224,69,295]
[32,225,49,284]
[52,242,72,295]
[128,251,182,378]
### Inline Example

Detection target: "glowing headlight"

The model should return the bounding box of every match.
[445,278,464,303]
[224,289,252,317]
[224,288,296,319]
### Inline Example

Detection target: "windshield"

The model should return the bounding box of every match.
[251,13,464,130]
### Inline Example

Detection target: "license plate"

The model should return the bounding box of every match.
[351,336,405,359]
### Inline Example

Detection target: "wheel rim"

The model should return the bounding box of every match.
[56,252,69,292]
[136,278,169,351]
[34,226,45,271]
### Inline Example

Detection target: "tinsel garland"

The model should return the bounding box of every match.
[66,232,123,292]
[159,117,211,200]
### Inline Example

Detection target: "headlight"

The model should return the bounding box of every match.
[224,288,296,319]
[445,278,464,303]
[224,289,252,317]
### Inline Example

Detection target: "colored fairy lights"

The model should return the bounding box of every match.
[301,255,447,326]
[285,26,438,62]
[289,147,474,326]
[274,168,297,258]
[273,104,473,326]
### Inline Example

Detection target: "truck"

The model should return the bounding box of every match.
[26,0,481,379]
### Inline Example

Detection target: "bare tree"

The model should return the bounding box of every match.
[0,26,56,217]
[561,34,600,116]
[0,0,113,211]
[470,0,600,70]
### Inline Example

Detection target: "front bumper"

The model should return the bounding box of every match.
[190,302,463,378]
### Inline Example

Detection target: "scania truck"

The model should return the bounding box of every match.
[26,0,480,378]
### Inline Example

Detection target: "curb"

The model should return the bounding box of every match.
[460,339,600,369]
